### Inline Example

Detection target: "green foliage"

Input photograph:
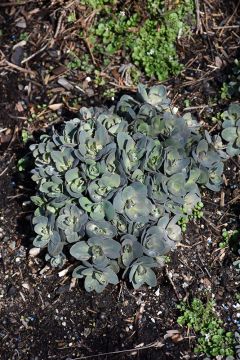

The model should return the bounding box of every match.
[85,0,194,81]
[221,82,231,100]
[18,157,28,172]
[30,84,240,292]
[178,201,204,232]
[147,0,165,16]
[220,59,240,100]
[103,88,117,99]
[92,13,139,54]
[67,52,94,73]
[131,7,191,80]
[21,129,32,144]
[19,32,29,41]
[80,0,116,8]
[67,12,76,23]
[177,298,235,357]
[219,228,239,249]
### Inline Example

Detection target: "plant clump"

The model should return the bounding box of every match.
[30,85,240,292]
[177,298,235,357]
[221,58,240,100]
[81,0,194,81]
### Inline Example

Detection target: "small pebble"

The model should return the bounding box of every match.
[22,283,30,290]
[155,288,160,296]
[15,17,27,28]
[207,237,212,244]
[29,247,41,257]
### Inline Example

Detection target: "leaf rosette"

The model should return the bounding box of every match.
[30,84,239,292]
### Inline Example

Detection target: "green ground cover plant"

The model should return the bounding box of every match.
[177,298,235,357]
[79,0,194,81]
[29,84,240,293]
[221,59,240,100]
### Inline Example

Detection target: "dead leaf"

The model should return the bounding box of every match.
[164,330,183,342]
[171,333,183,343]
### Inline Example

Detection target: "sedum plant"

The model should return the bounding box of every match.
[30,85,240,292]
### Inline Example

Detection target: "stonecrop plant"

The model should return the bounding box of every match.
[30,85,240,293]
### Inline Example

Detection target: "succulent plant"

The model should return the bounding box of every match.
[124,256,158,289]
[30,84,240,292]
[221,103,240,156]
[72,262,119,293]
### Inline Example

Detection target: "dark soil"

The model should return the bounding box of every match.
[0,1,239,360]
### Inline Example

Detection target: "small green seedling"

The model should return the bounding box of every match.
[178,201,204,232]
[21,129,32,144]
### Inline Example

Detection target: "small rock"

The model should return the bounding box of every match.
[22,283,30,290]
[58,78,74,90]
[207,237,212,244]
[56,285,69,294]
[48,48,60,59]
[58,268,69,277]
[48,103,63,111]
[85,88,94,97]
[98,312,106,320]
[7,285,17,297]
[29,247,41,257]
[15,17,27,29]
[9,241,16,250]
[155,288,160,296]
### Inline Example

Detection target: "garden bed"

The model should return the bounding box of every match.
[0,1,239,359]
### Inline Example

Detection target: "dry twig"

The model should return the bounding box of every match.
[166,268,182,301]
[70,341,164,359]
[21,43,49,65]
[195,0,203,34]
[0,0,36,6]
[219,0,240,36]
[0,155,14,177]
